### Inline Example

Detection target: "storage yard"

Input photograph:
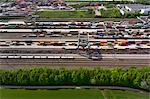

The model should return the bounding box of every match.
[0,16,150,69]
[0,0,150,69]
[0,1,150,99]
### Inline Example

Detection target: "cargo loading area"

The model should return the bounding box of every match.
[0,17,150,68]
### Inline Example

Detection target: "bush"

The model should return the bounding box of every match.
[100,8,121,18]
[123,12,143,18]
[0,67,150,91]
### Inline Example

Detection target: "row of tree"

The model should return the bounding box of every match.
[0,67,150,91]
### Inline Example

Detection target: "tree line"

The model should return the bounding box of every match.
[0,67,150,91]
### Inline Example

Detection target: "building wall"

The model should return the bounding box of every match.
[140,9,150,14]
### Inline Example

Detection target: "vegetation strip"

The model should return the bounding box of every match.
[0,67,150,91]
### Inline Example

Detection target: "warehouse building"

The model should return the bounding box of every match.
[117,4,150,15]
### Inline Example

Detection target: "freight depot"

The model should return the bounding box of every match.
[0,29,150,39]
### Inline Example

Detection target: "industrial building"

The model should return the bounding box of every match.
[117,4,150,15]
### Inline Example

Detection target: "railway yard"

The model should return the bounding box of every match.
[0,1,150,99]
[0,17,150,69]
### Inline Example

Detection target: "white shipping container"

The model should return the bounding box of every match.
[21,56,28,58]
[61,56,67,59]
[54,56,60,59]
[68,56,74,59]
[27,56,34,59]
[8,56,14,58]
[48,56,54,59]
[0,56,7,58]
[14,56,20,58]
[34,56,40,58]
[41,56,47,58]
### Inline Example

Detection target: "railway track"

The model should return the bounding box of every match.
[0,58,149,69]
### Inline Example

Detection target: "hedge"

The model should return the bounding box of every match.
[0,67,150,91]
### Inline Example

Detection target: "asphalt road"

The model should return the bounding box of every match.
[1,85,148,93]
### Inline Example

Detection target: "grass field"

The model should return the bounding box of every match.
[0,89,149,99]
[35,10,95,18]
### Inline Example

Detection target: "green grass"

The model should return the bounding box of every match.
[100,8,121,18]
[0,89,149,99]
[34,10,95,18]
[103,90,149,99]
